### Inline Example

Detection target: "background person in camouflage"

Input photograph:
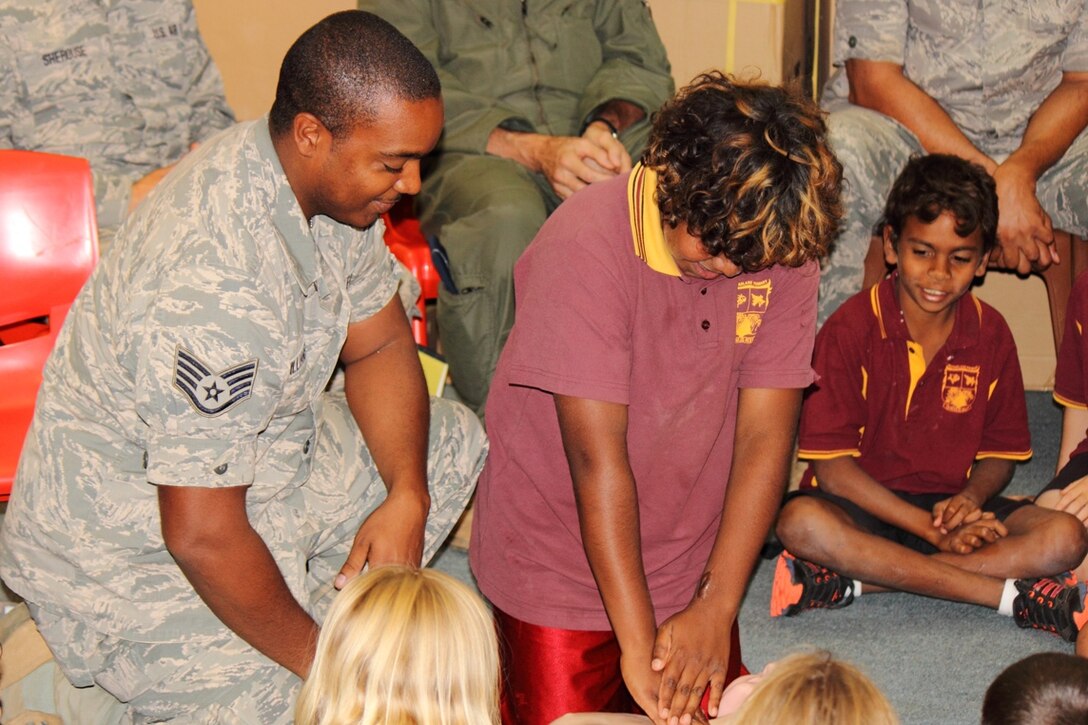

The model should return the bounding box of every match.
[0,11,486,722]
[357,0,674,415]
[0,0,234,246]
[817,0,1088,325]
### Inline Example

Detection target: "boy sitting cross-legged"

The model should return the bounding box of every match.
[772,154,1088,643]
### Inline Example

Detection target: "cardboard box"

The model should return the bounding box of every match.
[972,273,1056,391]
[652,0,812,89]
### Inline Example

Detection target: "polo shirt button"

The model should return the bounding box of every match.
[700,288,708,295]
[701,319,711,330]
[214,463,228,475]
[142,451,148,469]
[303,439,311,454]
[848,35,858,48]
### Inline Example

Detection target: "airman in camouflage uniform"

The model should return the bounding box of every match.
[0,12,484,722]
[818,0,1088,325]
[0,0,234,245]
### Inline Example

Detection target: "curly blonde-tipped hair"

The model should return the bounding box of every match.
[726,651,897,725]
[295,566,500,725]
[644,71,843,272]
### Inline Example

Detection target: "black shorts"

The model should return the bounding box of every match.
[785,488,1031,556]
[1038,452,1088,496]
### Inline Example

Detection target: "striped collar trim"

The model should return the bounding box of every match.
[627,163,681,277]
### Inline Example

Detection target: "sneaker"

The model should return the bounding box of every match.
[770,551,855,617]
[1013,575,1088,642]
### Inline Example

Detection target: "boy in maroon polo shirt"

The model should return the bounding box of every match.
[470,74,844,725]
[772,155,1088,644]
[1037,268,1088,656]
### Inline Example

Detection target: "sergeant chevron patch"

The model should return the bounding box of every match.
[172,346,258,417]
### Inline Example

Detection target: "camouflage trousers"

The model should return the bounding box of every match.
[818,102,1088,326]
[27,393,487,724]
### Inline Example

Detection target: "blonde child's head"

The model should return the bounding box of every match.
[295,565,500,725]
[725,650,897,725]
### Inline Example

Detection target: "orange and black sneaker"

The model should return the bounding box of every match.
[1012,574,1088,642]
[769,550,855,618]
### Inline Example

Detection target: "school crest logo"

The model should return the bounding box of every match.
[941,364,980,414]
[173,346,258,417]
[736,280,772,344]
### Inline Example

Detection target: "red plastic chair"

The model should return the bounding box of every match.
[0,150,99,499]
[382,199,440,346]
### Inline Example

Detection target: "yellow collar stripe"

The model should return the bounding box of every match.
[627,163,681,277]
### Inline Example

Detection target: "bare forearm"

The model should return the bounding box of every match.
[585,99,646,135]
[486,127,549,171]
[846,59,994,171]
[814,457,934,540]
[961,458,1015,505]
[557,396,657,653]
[343,342,429,497]
[341,300,430,499]
[1006,74,1088,179]
[576,470,658,652]
[699,390,800,616]
[165,509,318,677]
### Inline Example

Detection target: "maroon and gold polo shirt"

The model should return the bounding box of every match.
[472,165,820,629]
[1054,270,1088,460]
[798,273,1032,495]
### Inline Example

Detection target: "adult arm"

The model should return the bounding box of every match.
[991,71,1088,272]
[555,394,666,725]
[160,485,319,677]
[845,59,994,169]
[845,60,1088,273]
[651,388,799,724]
[335,294,432,584]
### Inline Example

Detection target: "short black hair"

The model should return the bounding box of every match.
[269,10,440,139]
[982,652,1088,725]
[878,154,998,253]
[643,72,843,271]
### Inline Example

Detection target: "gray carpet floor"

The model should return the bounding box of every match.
[433,390,1076,725]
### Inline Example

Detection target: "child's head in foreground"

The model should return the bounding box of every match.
[981,651,1088,725]
[878,154,998,317]
[643,71,843,275]
[295,565,500,725]
[723,650,898,725]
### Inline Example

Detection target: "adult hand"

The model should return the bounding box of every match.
[536,135,622,199]
[991,161,1057,274]
[931,493,983,533]
[651,604,730,725]
[334,487,430,589]
[1057,476,1088,525]
[936,517,1007,554]
[582,121,634,175]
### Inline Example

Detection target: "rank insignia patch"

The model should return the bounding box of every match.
[173,347,258,417]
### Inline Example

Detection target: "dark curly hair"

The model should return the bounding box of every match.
[878,154,998,254]
[269,11,440,139]
[982,652,1088,725]
[643,72,842,271]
